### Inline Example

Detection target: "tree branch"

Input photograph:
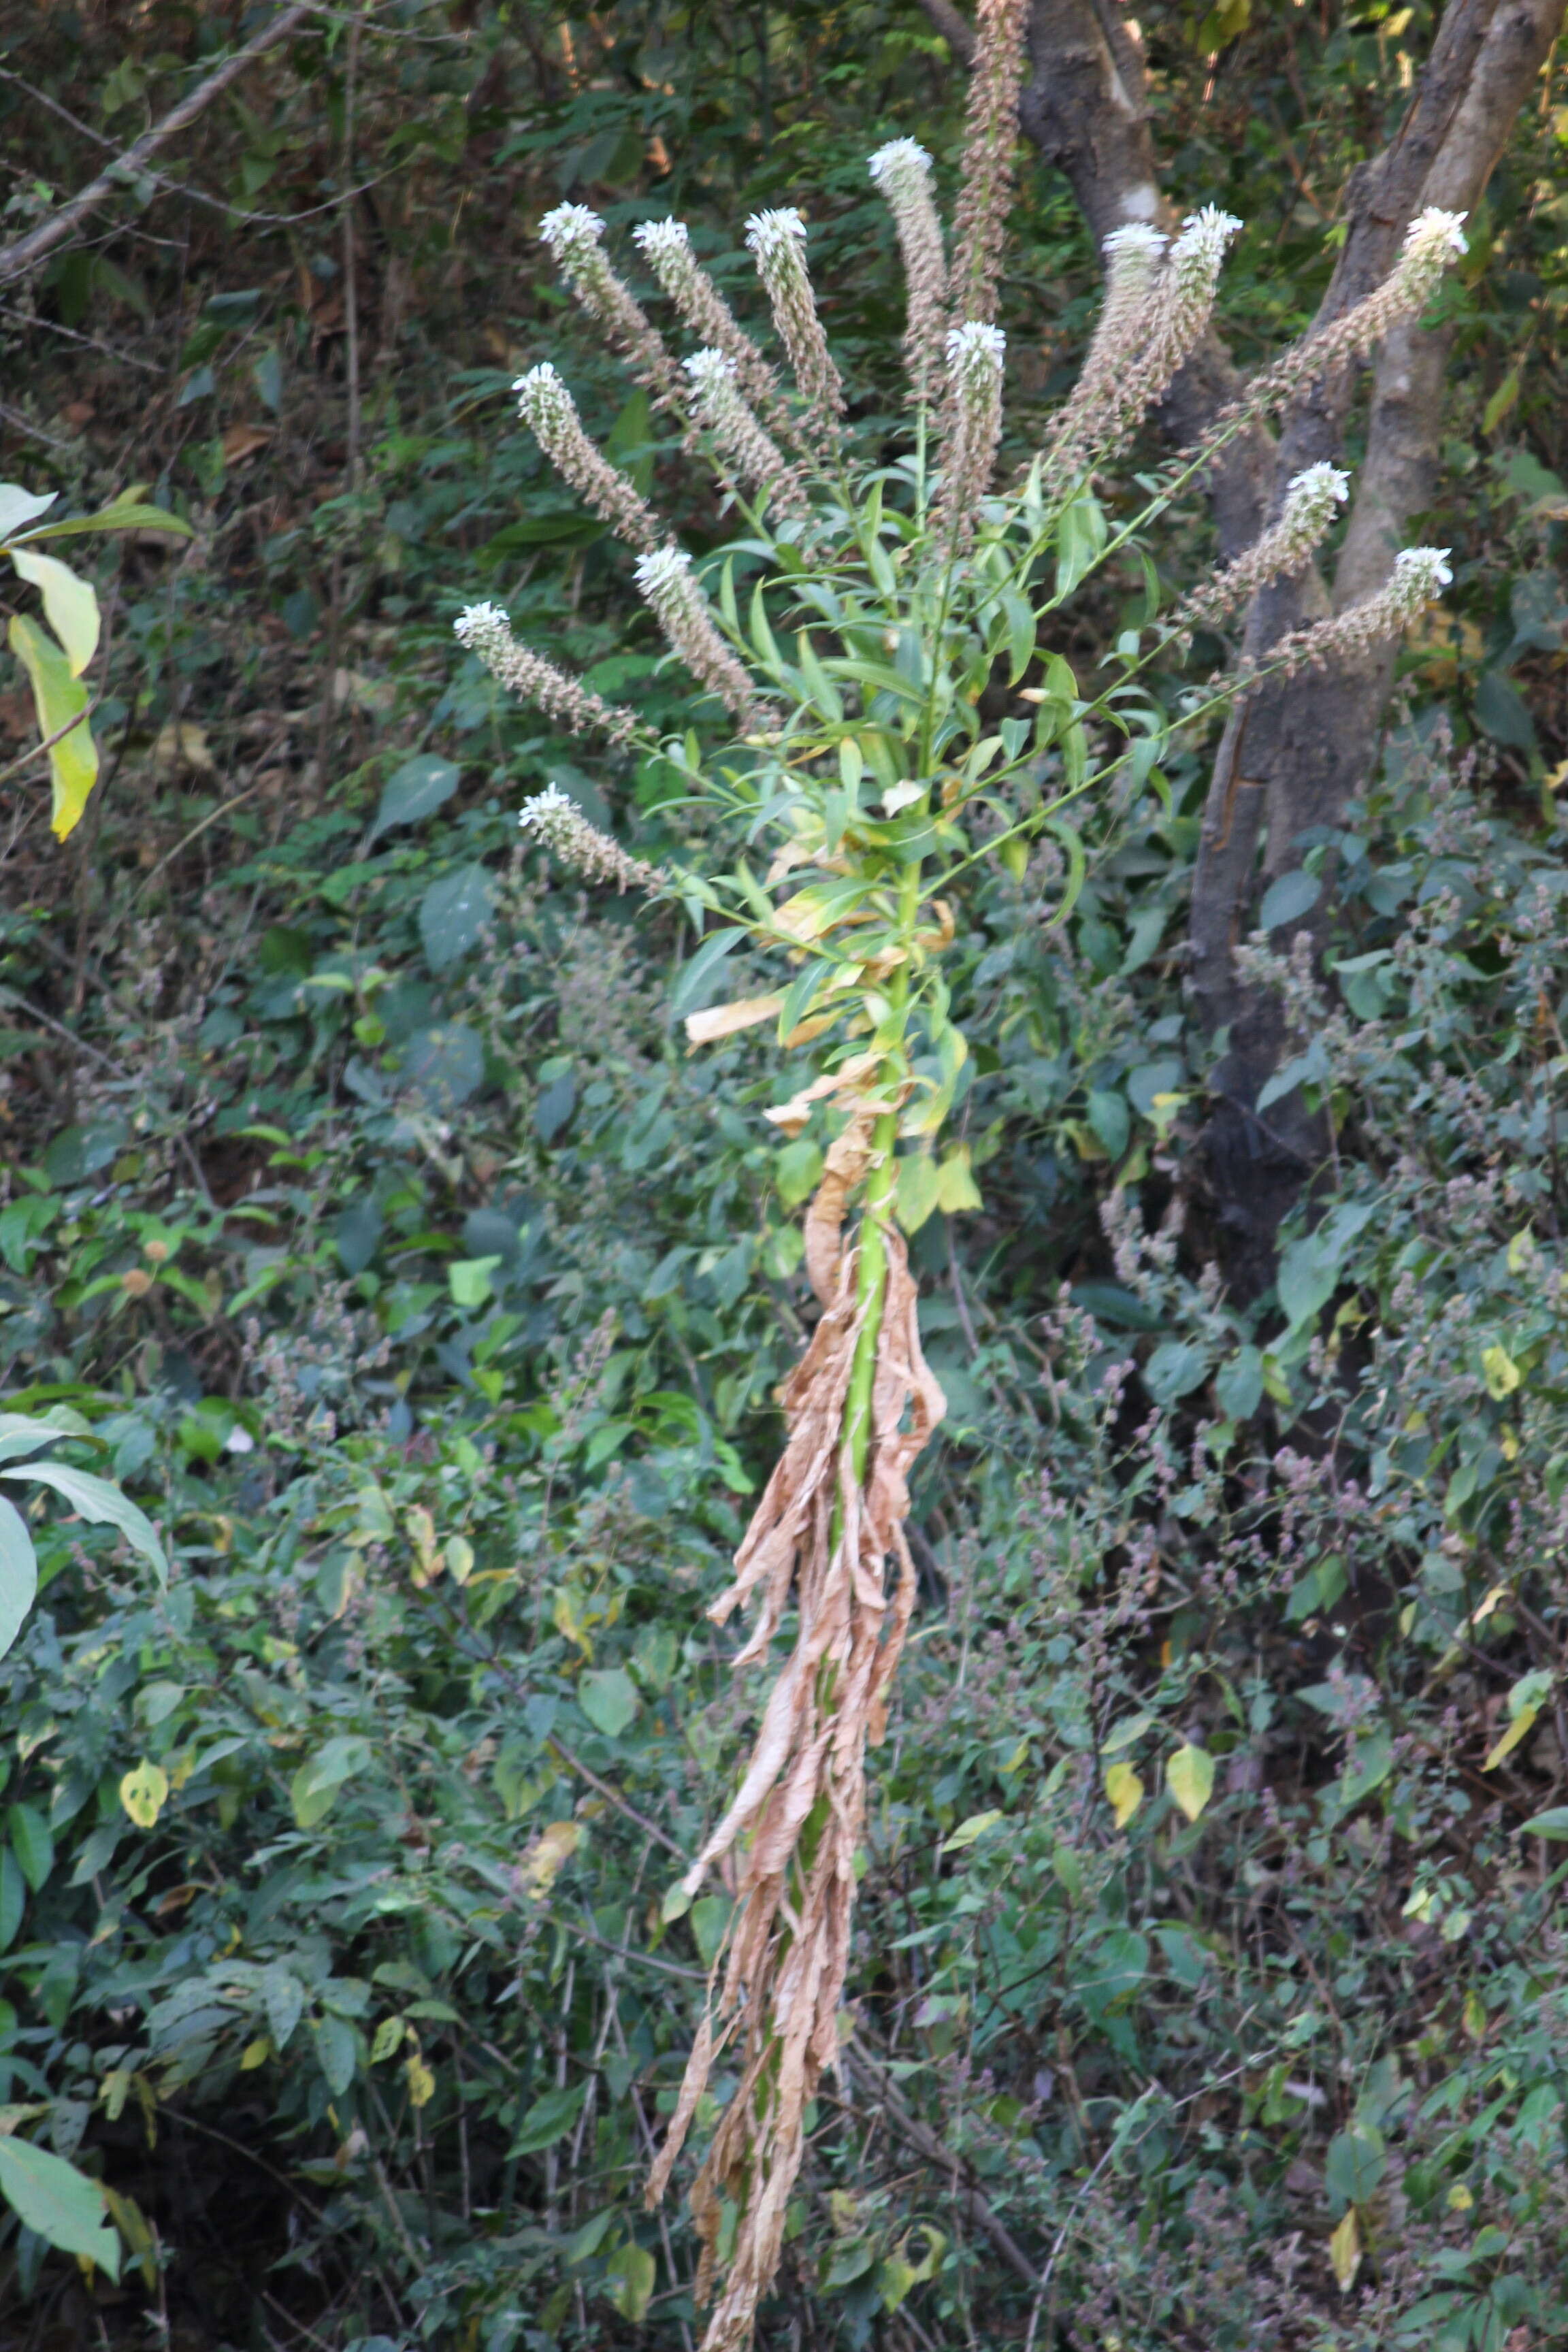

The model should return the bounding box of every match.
[0,4,312,289]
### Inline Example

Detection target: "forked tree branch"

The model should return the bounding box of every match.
[0,3,312,289]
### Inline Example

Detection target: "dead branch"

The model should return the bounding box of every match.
[0,4,312,289]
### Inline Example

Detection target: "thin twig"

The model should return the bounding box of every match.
[0,5,314,287]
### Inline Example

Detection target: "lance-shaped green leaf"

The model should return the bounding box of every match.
[1,1458,167,1583]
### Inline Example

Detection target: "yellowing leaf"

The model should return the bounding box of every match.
[894,1151,941,1235]
[1328,2206,1362,2292]
[1103,1760,1144,1829]
[1447,2182,1474,2210]
[1166,1744,1216,1824]
[1463,1987,1487,2040]
[9,546,99,675]
[1482,1343,1521,1399]
[405,2052,435,2108]
[604,2242,657,2323]
[1483,1703,1540,1770]
[1507,1226,1537,1275]
[523,1818,581,1898]
[118,1761,169,1829]
[934,1145,982,1215]
[7,612,98,838]
[684,994,782,1047]
[444,1535,474,1584]
[372,2016,406,2063]
[941,1809,1002,1853]
[240,2038,271,2072]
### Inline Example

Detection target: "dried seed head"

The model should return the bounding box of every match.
[683,348,803,512]
[933,321,1007,550]
[633,545,762,722]
[513,363,662,549]
[870,139,948,402]
[633,217,789,427]
[1209,208,1468,442]
[745,207,845,439]
[1239,544,1452,683]
[1172,461,1350,631]
[536,204,681,399]
[1044,225,1169,480]
[518,783,662,894]
[947,0,1028,329]
[453,602,638,745]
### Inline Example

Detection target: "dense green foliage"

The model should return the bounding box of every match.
[1,4,1567,2349]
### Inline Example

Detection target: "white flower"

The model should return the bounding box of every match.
[1394,545,1453,599]
[868,137,932,189]
[1172,206,1243,274]
[454,602,508,645]
[633,546,693,600]
[945,319,1007,375]
[1281,463,1351,536]
[538,203,604,261]
[632,218,690,261]
[519,783,576,832]
[684,348,737,394]
[744,207,808,267]
[1102,223,1167,267]
[1403,206,1468,264]
[514,361,574,426]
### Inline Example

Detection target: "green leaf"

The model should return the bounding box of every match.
[0,1846,24,1950]
[1276,1233,1341,1333]
[1473,670,1536,751]
[670,926,747,1020]
[578,1668,640,1740]
[6,612,97,839]
[5,1803,52,1893]
[0,2138,119,2279]
[1001,588,1036,685]
[1325,2125,1386,2210]
[419,863,495,972]
[291,1735,373,1829]
[1,1459,166,1584]
[1258,869,1321,932]
[1520,1808,1568,1839]
[0,1412,66,1467]
[370,754,460,840]
[263,1965,306,2051]
[0,1495,37,1663]
[1166,1744,1216,1823]
[894,1151,941,1235]
[604,2240,656,2322]
[0,483,58,544]
[9,546,99,676]
[448,1256,502,1310]
[510,2081,587,2155]
[313,2013,358,2097]
[1144,1341,1209,1406]
[1215,1346,1264,1420]
[19,495,191,544]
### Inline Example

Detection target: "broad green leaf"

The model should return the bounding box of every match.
[263,1965,306,2051]
[1144,1340,1209,1406]
[510,2081,587,2154]
[604,2241,657,2322]
[119,1761,169,1828]
[1,1458,167,1583]
[0,1411,67,1467]
[1103,1761,1144,1828]
[1520,1807,1568,1839]
[0,1495,37,1663]
[448,1256,501,1309]
[0,1847,24,1950]
[9,546,99,675]
[0,483,58,542]
[7,612,98,839]
[1325,2125,1386,2209]
[1258,868,1320,932]
[578,1667,640,1740]
[291,1735,373,1828]
[314,2014,358,2097]
[370,753,460,841]
[419,862,495,972]
[0,2138,119,2279]
[934,1145,982,1215]
[1166,1744,1216,1823]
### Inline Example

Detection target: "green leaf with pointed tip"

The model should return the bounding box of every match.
[1,1459,166,1583]
[0,2138,119,2279]
[0,1496,37,1663]
[7,613,97,838]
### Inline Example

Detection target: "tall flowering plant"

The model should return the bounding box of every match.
[452,3,1465,2338]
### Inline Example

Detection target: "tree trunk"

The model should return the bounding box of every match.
[920,0,1565,1290]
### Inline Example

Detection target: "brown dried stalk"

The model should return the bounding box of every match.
[647,1196,945,2352]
